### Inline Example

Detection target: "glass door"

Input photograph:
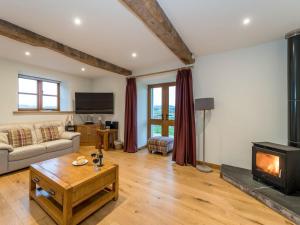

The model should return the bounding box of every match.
[150,86,163,137]
[148,82,176,138]
[166,85,176,138]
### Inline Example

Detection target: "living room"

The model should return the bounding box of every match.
[0,0,299,225]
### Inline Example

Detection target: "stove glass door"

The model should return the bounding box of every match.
[256,151,281,177]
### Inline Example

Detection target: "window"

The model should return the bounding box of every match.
[18,75,60,111]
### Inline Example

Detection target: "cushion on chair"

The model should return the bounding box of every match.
[148,136,174,155]
[9,144,46,161]
[43,139,73,153]
[148,136,174,147]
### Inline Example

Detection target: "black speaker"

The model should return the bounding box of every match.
[111,121,119,129]
[105,121,112,128]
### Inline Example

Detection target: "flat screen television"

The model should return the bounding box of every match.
[75,92,114,114]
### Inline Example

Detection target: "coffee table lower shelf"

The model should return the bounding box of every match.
[30,188,115,225]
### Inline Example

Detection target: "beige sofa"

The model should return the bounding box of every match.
[0,121,80,175]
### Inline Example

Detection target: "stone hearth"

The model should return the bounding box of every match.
[221,164,300,225]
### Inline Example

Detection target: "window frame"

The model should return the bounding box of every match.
[18,75,60,112]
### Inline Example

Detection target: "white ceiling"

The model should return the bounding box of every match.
[0,0,299,78]
[0,36,119,78]
[158,0,300,56]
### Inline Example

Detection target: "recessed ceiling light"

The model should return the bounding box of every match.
[131,52,137,58]
[81,67,85,72]
[74,17,82,26]
[25,51,31,56]
[243,17,251,26]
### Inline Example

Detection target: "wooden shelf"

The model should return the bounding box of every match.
[30,189,63,225]
[13,111,74,115]
[73,190,115,225]
[30,188,115,225]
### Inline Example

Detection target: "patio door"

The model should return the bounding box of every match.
[148,82,176,138]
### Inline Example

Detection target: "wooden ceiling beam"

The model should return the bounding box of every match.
[121,0,194,64]
[0,19,132,76]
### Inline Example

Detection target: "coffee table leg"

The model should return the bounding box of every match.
[29,171,35,200]
[63,189,73,225]
[113,165,119,201]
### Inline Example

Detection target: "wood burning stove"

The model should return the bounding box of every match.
[252,142,300,194]
[251,30,300,195]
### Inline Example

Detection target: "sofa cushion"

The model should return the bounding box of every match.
[40,126,60,142]
[7,128,33,148]
[0,123,38,144]
[9,144,46,161]
[43,139,73,153]
[34,121,64,143]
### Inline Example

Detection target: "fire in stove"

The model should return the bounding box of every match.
[256,152,280,177]
[252,142,300,194]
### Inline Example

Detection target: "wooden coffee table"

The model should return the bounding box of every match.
[29,153,119,225]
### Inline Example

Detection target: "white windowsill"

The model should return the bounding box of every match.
[13,111,74,115]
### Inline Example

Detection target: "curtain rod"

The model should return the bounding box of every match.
[128,64,194,79]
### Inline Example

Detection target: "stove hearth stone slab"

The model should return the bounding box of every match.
[221,164,300,225]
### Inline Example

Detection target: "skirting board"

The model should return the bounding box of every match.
[196,160,220,170]
[138,145,148,150]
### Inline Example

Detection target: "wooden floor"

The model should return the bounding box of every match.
[0,147,294,225]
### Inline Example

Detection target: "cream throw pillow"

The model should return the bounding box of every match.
[0,132,8,145]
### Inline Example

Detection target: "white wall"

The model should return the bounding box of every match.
[193,40,287,169]
[132,39,287,169]
[0,58,92,124]
[91,76,126,142]
[80,39,287,170]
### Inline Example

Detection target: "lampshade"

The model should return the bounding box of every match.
[195,98,214,110]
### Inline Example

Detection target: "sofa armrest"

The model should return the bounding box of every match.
[60,132,81,140]
[72,136,80,152]
[0,150,8,175]
[0,143,13,152]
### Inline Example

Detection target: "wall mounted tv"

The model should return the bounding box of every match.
[75,92,114,114]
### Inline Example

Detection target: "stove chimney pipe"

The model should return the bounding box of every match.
[286,29,300,147]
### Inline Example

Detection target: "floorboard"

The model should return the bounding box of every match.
[0,147,294,225]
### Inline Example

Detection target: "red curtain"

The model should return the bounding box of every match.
[124,78,137,153]
[172,69,196,166]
